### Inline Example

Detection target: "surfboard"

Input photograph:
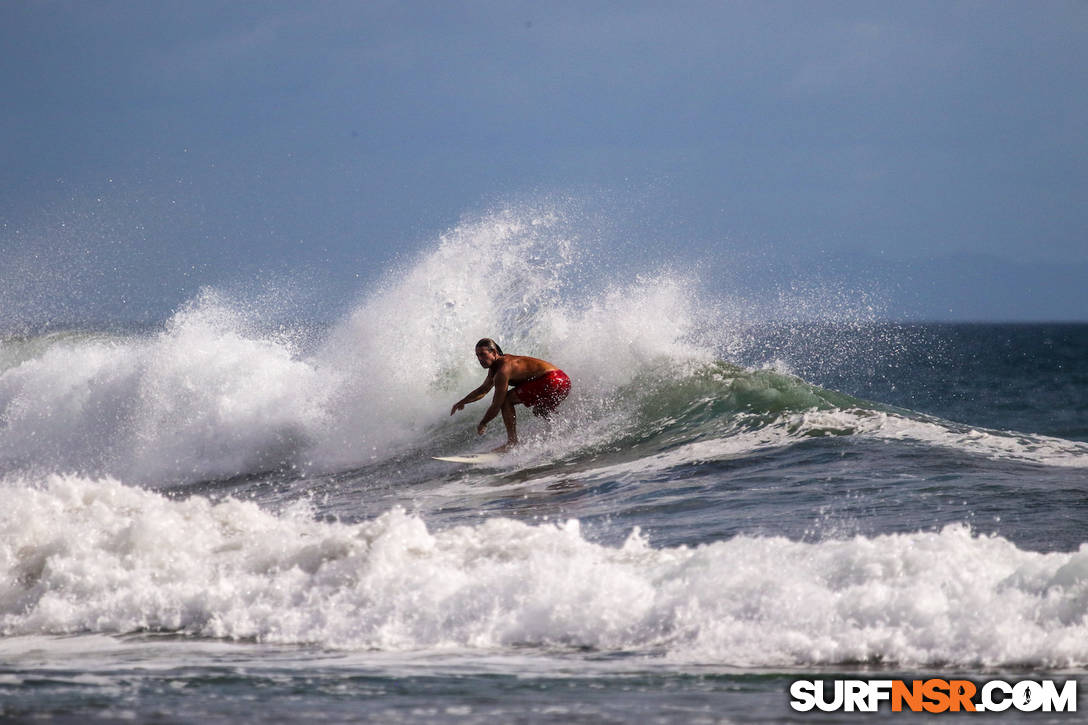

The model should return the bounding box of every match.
[432,452,504,464]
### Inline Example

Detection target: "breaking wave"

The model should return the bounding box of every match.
[3,474,1087,667]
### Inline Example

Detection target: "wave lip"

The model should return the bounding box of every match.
[4,475,1088,668]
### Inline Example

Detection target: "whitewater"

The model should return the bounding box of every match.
[2,207,1088,722]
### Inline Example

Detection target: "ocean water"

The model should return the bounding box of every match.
[2,208,1087,723]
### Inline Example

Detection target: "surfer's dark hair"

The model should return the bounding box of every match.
[475,338,503,356]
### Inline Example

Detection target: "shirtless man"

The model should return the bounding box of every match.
[450,338,572,451]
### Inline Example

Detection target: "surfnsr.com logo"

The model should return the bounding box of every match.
[790,679,1077,713]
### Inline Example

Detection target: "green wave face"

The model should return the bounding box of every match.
[565,360,883,463]
[630,360,869,426]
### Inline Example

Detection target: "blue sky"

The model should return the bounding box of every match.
[2,0,1086,325]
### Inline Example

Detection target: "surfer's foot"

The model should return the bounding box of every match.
[491,441,518,453]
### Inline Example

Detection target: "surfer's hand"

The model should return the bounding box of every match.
[476,422,486,436]
[451,401,464,416]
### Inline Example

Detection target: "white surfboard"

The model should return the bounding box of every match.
[432,452,504,464]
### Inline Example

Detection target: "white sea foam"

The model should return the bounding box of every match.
[3,475,1087,667]
[788,408,1088,468]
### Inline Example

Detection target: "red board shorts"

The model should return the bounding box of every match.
[513,369,571,416]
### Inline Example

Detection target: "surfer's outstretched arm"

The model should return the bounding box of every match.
[477,366,511,437]
[450,372,495,415]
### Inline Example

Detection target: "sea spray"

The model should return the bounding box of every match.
[0,206,733,482]
[0,291,328,483]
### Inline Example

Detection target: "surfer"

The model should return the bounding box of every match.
[450,338,571,451]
